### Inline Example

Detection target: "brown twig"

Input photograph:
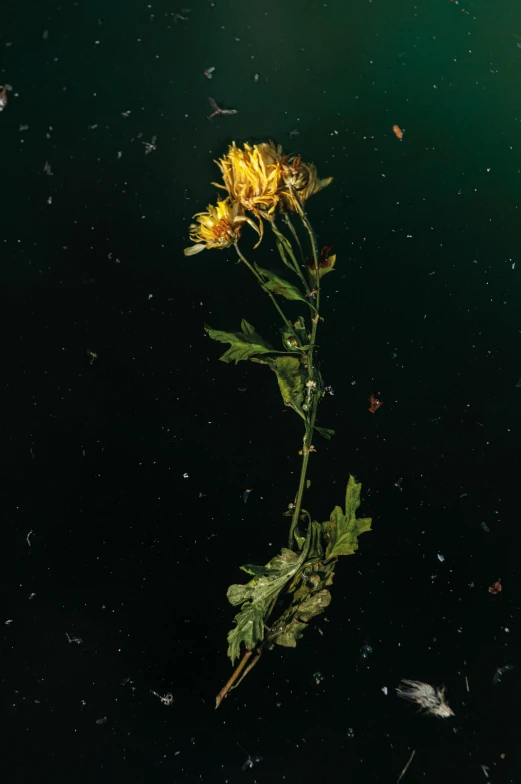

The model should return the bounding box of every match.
[215,649,260,709]
[232,649,263,692]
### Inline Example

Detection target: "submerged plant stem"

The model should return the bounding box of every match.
[287,199,321,545]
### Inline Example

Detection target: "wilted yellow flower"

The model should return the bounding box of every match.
[212,142,332,239]
[183,198,258,256]
[212,142,285,246]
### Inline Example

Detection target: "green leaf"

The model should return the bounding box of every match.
[254,264,308,304]
[273,581,331,643]
[225,602,266,667]
[253,355,307,417]
[272,620,308,647]
[275,238,296,274]
[323,475,372,560]
[315,426,335,440]
[307,253,337,286]
[293,530,306,550]
[204,320,274,364]
[225,531,311,664]
[292,588,331,621]
[271,223,301,271]
[319,253,336,279]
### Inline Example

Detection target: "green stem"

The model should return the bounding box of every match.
[234,243,297,338]
[287,195,322,547]
[271,222,311,296]
[282,213,306,264]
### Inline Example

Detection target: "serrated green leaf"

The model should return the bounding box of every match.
[253,354,307,418]
[225,602,267,667]
[323,475,372,560]
[272,620,308,647]
[293,588,332,621]
[204,321,274,364]
[225,531,311,664]
[273,586,332,648]
[254,264,308,304]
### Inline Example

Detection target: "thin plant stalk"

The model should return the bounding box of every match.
[271,221,311,296]
[282,212,306,264]
[233,242,297,339]
[285,195,321,543]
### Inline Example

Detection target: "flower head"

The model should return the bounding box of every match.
[187,142,333,253]
[278,153,333,211]
[183,198,257,256]
[213,141,332,226]
[212,142,285,246]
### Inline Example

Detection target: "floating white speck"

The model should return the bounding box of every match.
[382,686,388,695]
[437,553,445,562]
[183,472,189,478]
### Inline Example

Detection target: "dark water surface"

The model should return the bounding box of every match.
[2,0,518,781]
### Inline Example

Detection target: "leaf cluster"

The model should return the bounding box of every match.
[225,475,371,664]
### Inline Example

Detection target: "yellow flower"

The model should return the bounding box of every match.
[183,198,258,256]
[212,142,285,246]
[212,142,333,238]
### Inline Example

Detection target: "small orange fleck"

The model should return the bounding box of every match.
[368,393,383,414]
[392,124,404,140]
[488,579,502,594]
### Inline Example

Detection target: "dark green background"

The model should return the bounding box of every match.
[2,0,517,781]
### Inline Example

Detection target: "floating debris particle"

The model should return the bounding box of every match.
[368,392,383,413]
[492,664,514,685]
[488,579,502,595]
[396,679,454,718]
